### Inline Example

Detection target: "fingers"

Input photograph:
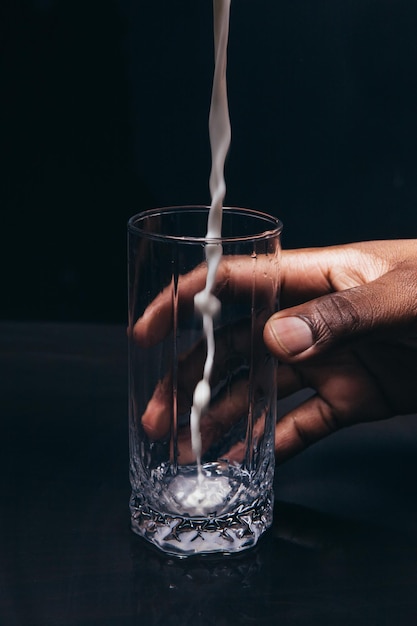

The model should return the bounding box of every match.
[264,263,417,363]
[133,264,208,348]
[276,364,304,398]
[274,388,382,464]
[279,240,416,307]
[265,239,417,363]
[223,412,266,464]
[133,254,279,348]
[265,240,417,460]
[175,377,251,464]
[274,395,339,463]
[273,346,394,463]
[141,315,271,467]
[136,240,417,349]
[141,376,172,440]
[141,318,264,440]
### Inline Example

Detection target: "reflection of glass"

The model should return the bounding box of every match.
[130,537,264,624]
[130,500,417,624]
[128,207,282,556]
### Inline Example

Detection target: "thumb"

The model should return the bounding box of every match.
[263,271,416,362]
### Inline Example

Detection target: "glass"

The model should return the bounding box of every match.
[128,206,282,556]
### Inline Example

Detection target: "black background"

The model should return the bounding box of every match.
[3,0,417,323]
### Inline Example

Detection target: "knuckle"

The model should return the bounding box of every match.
[290,400,342,449]
[316,400,343,434]
[290,414,314,447]
[312,291,369,344]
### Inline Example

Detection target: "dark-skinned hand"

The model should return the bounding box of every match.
[134,240,417,464]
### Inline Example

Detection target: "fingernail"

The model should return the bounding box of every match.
[268,316,313,356]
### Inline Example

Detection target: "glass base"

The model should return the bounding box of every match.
[130,492,273,557]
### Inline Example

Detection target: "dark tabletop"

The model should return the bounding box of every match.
[1,322,417,626]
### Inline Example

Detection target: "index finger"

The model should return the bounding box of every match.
[133,254,278,347]
[279,240,409,307]
[133,244,386,348]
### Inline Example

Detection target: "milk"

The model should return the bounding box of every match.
[131,0,232,513]
[187,0,232,504]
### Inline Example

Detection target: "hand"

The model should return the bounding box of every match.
[133,255,279,463]
[263,239,417,463]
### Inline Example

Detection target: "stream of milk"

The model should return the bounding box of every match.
[172,0,232,510]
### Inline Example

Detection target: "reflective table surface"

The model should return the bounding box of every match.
[2,322,417,625]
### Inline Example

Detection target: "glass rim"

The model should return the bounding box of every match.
[127,205,283,243]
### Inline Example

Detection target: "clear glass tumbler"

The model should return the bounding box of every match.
[128,206,282,556]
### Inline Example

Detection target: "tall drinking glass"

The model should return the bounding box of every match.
[128,206,282,556]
